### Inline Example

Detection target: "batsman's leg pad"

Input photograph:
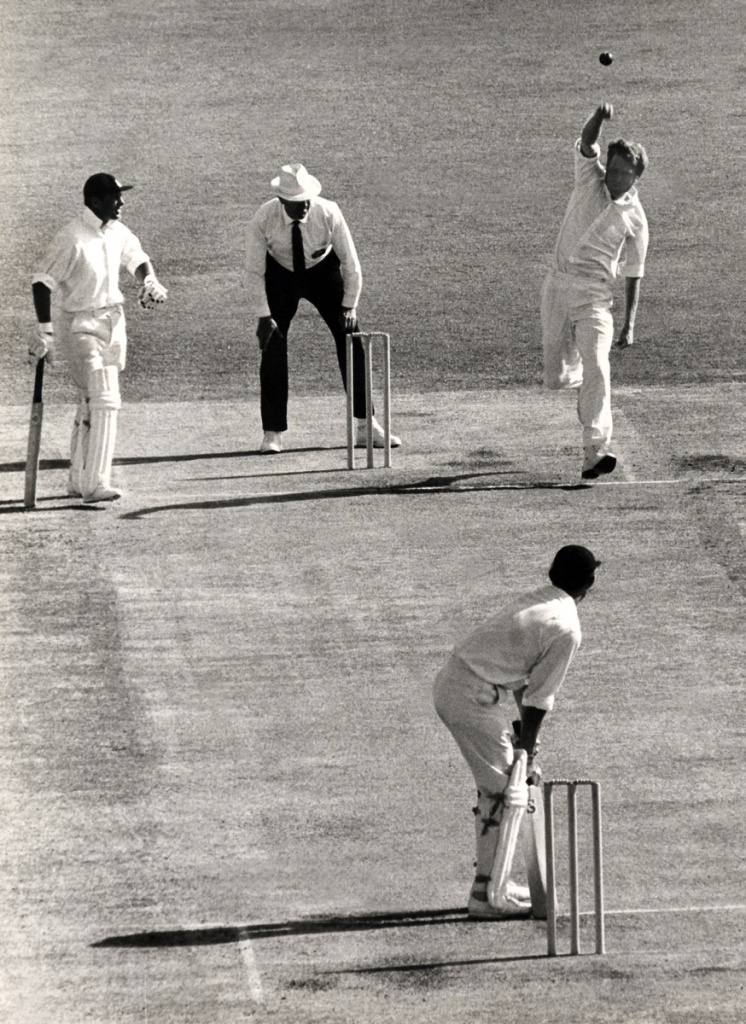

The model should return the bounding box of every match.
[81,368,121,494]
[473,790,504,877]
[69,396,90,495]
[487,751,529,908]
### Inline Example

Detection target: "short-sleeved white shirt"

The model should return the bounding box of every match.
[553,140,648,284]
[32,207,149,313]
[449,585,582,711]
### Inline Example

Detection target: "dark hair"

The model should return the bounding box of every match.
[607,139,648,178]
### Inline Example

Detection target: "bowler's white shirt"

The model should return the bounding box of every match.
[245,196,362,317]
[32,207,149,312]
[449,585,582,711]
[553,140,648,285]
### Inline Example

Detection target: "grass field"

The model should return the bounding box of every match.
[2,1,746,1022]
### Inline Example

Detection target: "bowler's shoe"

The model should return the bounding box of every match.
[82,486,122,504]
[581,448,617,479]
[355,417,402,448]
[260,431,283,454]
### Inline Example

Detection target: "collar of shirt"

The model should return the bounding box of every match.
[81,205,114,232]
[612,185,638,207]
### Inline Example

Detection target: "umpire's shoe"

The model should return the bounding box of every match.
[581,447,617,480]
[355,416,402,448]
[260,430,283,454]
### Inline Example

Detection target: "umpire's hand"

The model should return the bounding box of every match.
[339,307,358,334]
[256,316,283,351]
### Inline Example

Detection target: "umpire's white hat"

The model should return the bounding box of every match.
[271,164,322,201]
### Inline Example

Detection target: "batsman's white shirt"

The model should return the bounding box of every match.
[245,196,362,317]
[439,585,582,712]
[32,207,149,312]
[553,140,648,293]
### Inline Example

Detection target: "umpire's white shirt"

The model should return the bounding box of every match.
[446,585,582,711]
[32,207,149,313]
[245,196,362,317]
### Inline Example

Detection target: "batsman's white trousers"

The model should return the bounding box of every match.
[541,270,614,451]
[434,655,515,797]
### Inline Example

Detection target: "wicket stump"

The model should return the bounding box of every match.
[544,779,605,957]
[345,332,392,469]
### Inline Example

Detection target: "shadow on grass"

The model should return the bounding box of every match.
[119,473,589,520]
[92,906,540,952]
[0,448,330,475]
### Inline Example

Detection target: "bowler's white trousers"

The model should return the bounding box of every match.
[541,270,614,452]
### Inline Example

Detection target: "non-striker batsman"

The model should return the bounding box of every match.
[30,173,167,503]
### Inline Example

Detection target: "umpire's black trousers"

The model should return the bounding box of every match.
[260,252,369,432]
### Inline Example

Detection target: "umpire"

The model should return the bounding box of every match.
[245,163,401,454]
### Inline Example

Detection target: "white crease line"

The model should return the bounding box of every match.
[238,939,265,1005]
[573,903,746,917]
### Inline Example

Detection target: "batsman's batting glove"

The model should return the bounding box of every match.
[28,324,55,366]
[256,316,282,351]
[138,275,168,309]
[339,307,358,333]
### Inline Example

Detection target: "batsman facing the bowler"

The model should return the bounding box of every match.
[433,545,600,919]
[541,102,649,480]
[30,173,168,504]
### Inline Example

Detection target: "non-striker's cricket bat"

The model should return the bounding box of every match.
[23,357,45,509]
[524,782,548,919]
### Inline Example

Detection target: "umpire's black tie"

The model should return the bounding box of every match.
[291,220,305,276]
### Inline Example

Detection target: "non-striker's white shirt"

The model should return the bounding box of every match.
[449,585,582,711]
[32,207,149,312]
[245,196,362,316]
[553,140,648,284]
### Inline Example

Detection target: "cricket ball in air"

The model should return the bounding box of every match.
[599,51,613,66]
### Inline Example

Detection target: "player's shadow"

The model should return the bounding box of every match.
[120,473,589,520]
[92,907,541,965]
[0,448,328,475]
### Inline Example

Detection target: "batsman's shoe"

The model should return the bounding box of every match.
[467,890,532,920]
[82,485,122,504]
[355,417,402,448]
[581,448,617,480]
[260,430,283,454]
[467,876,532,920]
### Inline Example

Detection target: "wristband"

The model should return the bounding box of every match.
[39,322,54,333]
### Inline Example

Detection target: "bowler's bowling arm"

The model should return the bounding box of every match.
[580,103,613,156]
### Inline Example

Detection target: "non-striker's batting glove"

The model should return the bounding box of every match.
[28,324,55,366]
[138,275,168,309]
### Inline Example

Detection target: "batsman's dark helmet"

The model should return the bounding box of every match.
[83,173,133,202]
[549,545,601,593]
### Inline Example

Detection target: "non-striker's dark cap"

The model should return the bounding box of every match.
[83,173,133,201]
[549,545,602,591]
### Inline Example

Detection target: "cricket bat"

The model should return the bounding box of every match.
[23,357,45,508]
[524,782,548,919]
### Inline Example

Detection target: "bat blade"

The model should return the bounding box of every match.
[524,783,548,919]
[23,358,45,509]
